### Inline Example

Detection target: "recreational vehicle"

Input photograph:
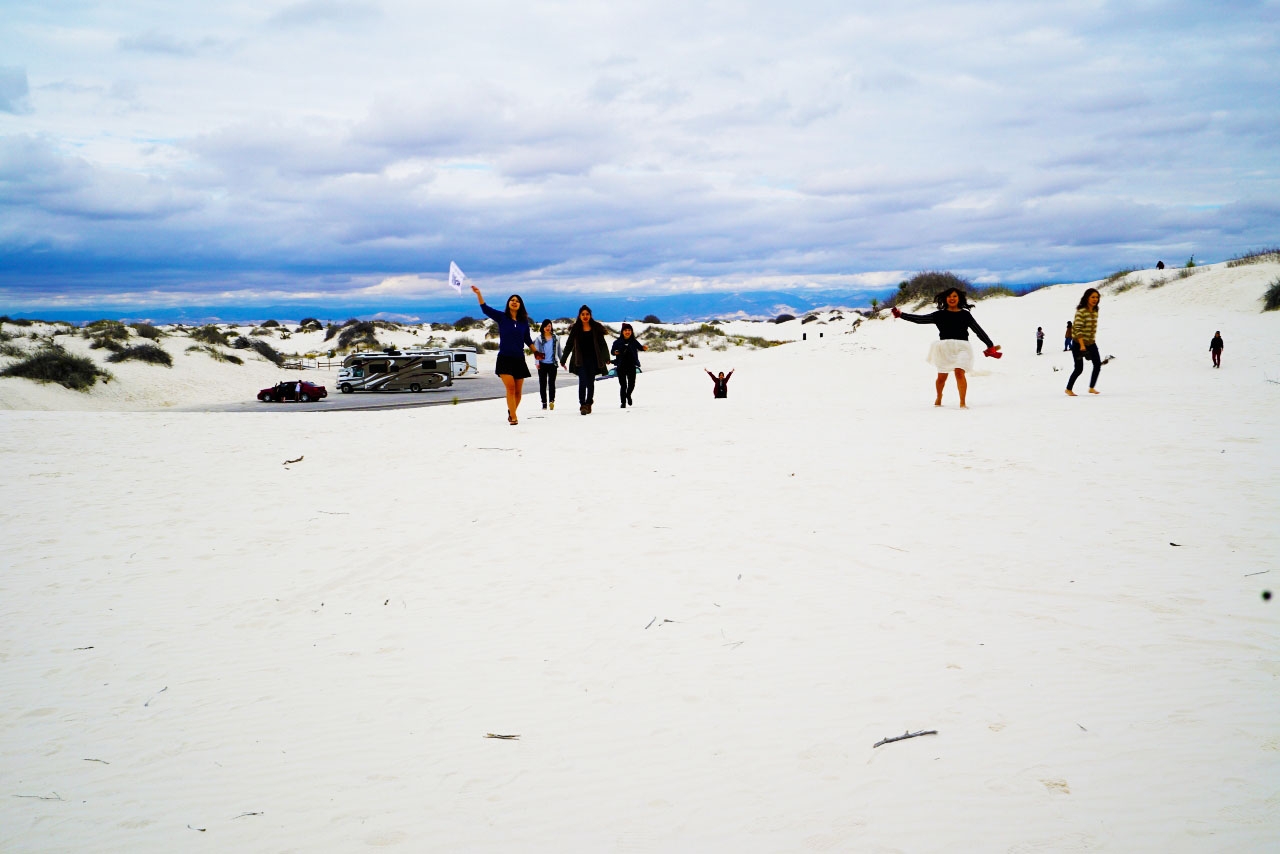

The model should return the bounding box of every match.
[337,350,453,393]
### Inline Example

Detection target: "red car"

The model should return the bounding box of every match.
[258,380,328,402]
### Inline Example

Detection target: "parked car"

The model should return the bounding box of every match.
[258,380,328,402]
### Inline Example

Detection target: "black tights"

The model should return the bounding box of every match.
[1067,343,1101,390]
[578,373,596,406]
[618,370,636,403]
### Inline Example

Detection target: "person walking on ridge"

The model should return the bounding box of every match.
[891,287,1001,408]
[535,318,561,409]
[1210,331,1224,368]
[561,305,610,415]
[611,323,647,408]
[706,369,734,399]
[1065,288,1102,396]
[1036,326,1044,355]
[471,285,536,425]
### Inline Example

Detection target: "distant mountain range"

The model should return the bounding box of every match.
[6,289,892,326]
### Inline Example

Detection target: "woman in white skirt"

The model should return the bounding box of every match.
[891,287,1001,408]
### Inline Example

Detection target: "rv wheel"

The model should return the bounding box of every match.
[340,383,353,394]
[410,383,421,393]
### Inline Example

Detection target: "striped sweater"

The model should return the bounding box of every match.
[1073,307,1098,346]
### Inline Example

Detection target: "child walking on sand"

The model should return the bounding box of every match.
[892,288,1001,408]
[1210,331,1224,368]
[610,323,647,408]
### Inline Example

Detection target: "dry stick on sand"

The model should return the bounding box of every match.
[485,733,520,740]
[14,792,64,800]
[283,455,303,465]
[873,729,938,748]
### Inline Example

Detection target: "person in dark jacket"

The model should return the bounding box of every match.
[471,285,535,425]
[706,369,733,399]
[610,323,648,408]
[1064,321,1073,351]
[891,287,1000,408]
[1210,331,1224,368]
[561,304,610,414]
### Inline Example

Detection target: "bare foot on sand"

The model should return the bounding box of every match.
[959,404,968,409]
[1088,388,1100,394]
[934,398,943,407]
[1065,389,1077,396]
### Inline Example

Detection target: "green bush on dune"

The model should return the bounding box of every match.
[106,344,173,366]
[0,345,113,391]
[1263,277,1280,312]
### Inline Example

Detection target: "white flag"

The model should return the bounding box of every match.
[448,261,468,295]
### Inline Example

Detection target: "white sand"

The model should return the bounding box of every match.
[2,262,1278,852]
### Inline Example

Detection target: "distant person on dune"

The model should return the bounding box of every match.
[1210,331,1224,368]
[1065,288,1102,397]
[891,287,1001,408]
[1036,326,1044,355]
[1064,321,1073,351]
[706,369,733,399]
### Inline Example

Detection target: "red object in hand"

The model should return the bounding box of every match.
[891,307,901,318]
[983,346,1003,359]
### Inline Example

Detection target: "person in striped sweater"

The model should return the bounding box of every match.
[1066,288,1102,396]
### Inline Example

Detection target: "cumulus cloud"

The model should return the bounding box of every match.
[0,66,31,113]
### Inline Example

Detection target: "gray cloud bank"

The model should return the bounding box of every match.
[1,1,1278,308]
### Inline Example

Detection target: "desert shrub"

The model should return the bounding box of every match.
[0,316,34,326]
[185,345,243,365]
[0,341,25,357]
[89,337,125,352]
[250,339,285,366]
[1184,255,1196,268]
[449,336,480,349]
[773,313,796,323]
[1102,269,1136,288]
[642,314,661,324]
[801,314,818,324]
[484,324,500,339]
[232,336,251,349]
[83,320,128,342]
[645,338,670,352]
[885,271,971,309]
[190,325,232,346]
[323,322,343,341]
[129,323,163,340]
[259,319,280,328]
[107,343,173,366]
[250,327,275,336]
[452,315,480,330]
[0,345,112,391]
[697,323,725,337]
[481,340,499,351]
[373,320,402,330]
[1145,276,1169,290]
[338,321,379,350]
[734,335,784,349]
[1263,277,1280,312]
[297,318,323,332]
[1227,247,1280,268]
[1175,267,1198,280]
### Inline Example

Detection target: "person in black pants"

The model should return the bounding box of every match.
[1065,288,1102,396]
[1036,326,1044,355]
[1210,331,1224,368]
[561,304,610,414]
[534,318,561,408]
[611,323,647,408]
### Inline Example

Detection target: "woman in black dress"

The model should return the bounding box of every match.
[471,285,536,425]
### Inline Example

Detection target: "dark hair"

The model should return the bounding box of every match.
[539,318,554,335]
[570,304,597,335]
[1076,288,1100,311]
[620,322,634,336]
[933,288,973,310]
[504,294,528,324]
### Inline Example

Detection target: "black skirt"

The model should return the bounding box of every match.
[495,354,531,379]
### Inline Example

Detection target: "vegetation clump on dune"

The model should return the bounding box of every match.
[883,271,1017,311]
[185,345,244,365]
[107,344,173,366]
[337,321,379,351]
[250,339,285,365]
[0,344,113,391]
[129,323,164,340]
[189,325,232,347]
[1263,277,1280,312]
[1227,247,1280,268]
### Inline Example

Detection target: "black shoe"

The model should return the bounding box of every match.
[627,395,633,406]
[542,403,547,409]
[620,401,626,408]
[579,405,586,415]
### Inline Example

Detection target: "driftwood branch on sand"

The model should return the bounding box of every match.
[873,729,937,748]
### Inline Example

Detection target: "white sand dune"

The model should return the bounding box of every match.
[2,261,1278,852]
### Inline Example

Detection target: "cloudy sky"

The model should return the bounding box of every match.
[2,0,1278,311]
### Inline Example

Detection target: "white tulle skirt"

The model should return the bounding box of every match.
[927,339,974,372]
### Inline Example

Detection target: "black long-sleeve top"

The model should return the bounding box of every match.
[899,309,994,347]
